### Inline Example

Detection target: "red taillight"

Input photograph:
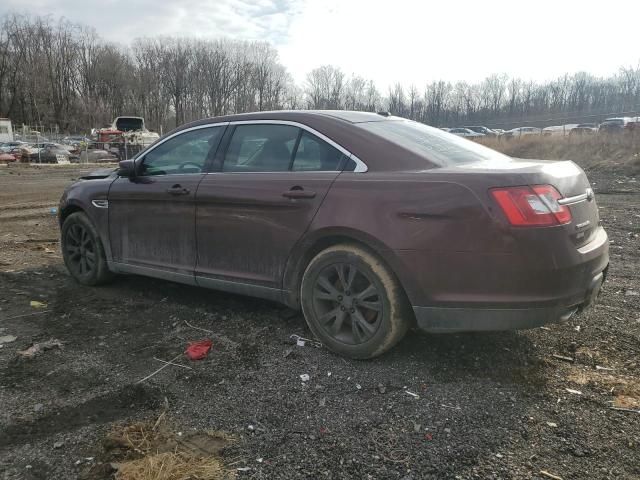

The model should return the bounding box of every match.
[490,185,572,227]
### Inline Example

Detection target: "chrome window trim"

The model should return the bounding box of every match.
[227,119,368,173]
[131,122,230,176]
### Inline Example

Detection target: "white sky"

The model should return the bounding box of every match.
[2,0,640,89]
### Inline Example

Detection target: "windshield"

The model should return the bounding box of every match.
[115,117,144,131]
[359,119,511,167]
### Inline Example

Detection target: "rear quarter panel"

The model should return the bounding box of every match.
[305,171,509,305]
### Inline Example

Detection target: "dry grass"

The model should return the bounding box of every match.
[116,452,232,480]
[103,415,236,480]
[476,134,640,174]
[567,367,640,409]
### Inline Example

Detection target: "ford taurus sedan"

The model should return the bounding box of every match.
[58,111,609,359]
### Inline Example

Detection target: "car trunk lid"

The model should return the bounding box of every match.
[443,158,600,248]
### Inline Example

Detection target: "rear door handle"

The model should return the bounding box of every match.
[282,189,316,199]
[167,184,190,196]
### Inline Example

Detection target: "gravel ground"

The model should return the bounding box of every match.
[0,164,639,479]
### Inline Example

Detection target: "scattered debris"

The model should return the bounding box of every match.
[53,441,64,449]
[289,334,322,348]
[185,339,213,360]
[565,388,583,395]
[546,422,558,428]
[355,384,362,390]
[377,383,386,394]
[300,374,310,382]
[184,319,214,335]
[0,335,17,344]
[624,289,639,296]
[153,357,192,370]
[404,390,419,399]
[552,354,574,363]
[596,365,615,371]
[136,353,183,384]
[30,300,47,309]
[540,470,564,480]
[237,467,251,472]
[610,407,640,414]
[17,338,63,358]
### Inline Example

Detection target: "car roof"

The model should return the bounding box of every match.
[173,110,437,172]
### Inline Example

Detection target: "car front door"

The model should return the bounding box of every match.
[108,125,226,282]
[195,122,350,296]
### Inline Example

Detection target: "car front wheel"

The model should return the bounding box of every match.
[300,244,411,359]
[61,212,113,286]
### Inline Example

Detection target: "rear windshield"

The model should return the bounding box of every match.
[603,119,623,125]
[115,118,144,131]
[359,119,510,167]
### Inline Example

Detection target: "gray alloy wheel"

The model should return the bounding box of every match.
[61,212,113,286]
[300,244,411,359]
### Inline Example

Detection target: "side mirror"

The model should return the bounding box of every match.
[118,159,136,177]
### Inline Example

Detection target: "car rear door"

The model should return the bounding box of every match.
[108,124,226,282]
[195,121,348,293]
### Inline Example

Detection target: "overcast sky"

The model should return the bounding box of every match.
[2,0,639,88]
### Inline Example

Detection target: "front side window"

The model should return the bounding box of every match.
[292,131,346,171]
[140,126,223,176]
[223,124,299,172]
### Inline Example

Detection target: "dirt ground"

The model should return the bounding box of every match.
[0,162,639,479]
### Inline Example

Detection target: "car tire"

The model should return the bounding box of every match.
[300,244,411,359]
[61,212,114,286]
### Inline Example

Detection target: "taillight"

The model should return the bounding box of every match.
[490,185,572,227]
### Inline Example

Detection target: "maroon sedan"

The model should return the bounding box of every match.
[58,111,609,358]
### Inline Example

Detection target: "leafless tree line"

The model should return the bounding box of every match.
[0,14,294,132]
[1,13,640,134]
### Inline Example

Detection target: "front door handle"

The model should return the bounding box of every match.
[282,189,316,199]
[167,184,190,196]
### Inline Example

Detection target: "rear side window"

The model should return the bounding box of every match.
[292,131,346,171]
[223,124,299,172]
[360,119,511,167]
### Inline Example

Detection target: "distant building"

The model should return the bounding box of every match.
[0,118,13,142]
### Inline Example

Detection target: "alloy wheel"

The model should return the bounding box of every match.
[64,223,96,277]
[311,263,383,345]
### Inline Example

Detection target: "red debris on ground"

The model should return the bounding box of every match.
[185,339,213,360]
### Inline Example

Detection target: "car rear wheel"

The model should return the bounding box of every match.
[300,244,411,359]
[61,212,113,286]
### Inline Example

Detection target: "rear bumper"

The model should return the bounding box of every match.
[414,268,606,333]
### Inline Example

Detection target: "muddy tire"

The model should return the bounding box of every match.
[300,244,411,359]
[61,212,113,286]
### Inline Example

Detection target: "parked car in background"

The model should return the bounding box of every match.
[24,143,72,163]
[599,117,632,134]
[492,128,505,135]
[570,123,598,136]
[503,127,541,139]
[542,125,578,137]
[0,141,27,152]
[58,110,609,359]
[62,136,91,147]
[464,126,497,137]
[0,152,17,163]
[449,127,485,138]
[6,146,23,162]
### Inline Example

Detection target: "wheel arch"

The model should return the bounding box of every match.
[59,202,85,227]
[282,227,416,310]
